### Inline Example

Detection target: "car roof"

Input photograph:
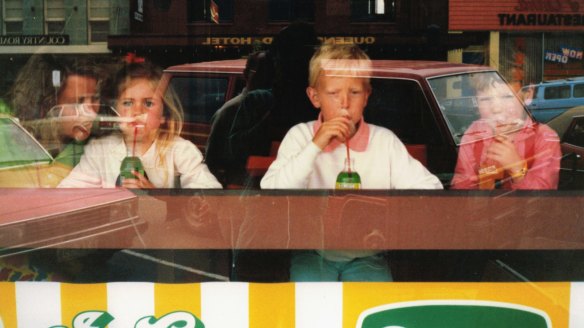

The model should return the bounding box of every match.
[165,59,493,79]
[525,76,584,87]
[165,59,247,74]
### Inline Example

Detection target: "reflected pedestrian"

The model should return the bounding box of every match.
[269,22,321,140]
[205,50,274,187]
[7,54,117,169]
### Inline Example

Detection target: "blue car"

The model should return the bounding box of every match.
[522,77,584,123]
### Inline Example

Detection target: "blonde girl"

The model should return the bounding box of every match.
[59,62,221,189]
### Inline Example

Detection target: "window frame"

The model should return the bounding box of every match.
[187,0,234,24]
[88,0,110,44]
[44,0,66,34]
[350,0,396,23]
[3,0,23,35]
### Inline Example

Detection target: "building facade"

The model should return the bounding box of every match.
[449,0,584,89]
[0,0,129,95]
[107,0,481,67]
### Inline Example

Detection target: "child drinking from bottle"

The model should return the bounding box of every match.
[58,62,221,189]
[450,73,561,190]
[260,43,442,281]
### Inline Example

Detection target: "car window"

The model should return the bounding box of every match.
[574,83,584,98]
[169,76,229,123]
[234,77,246,97]
[364,78,440,145]
[562,116,584,147]
[428,72,491,145]
[544,85,571,100]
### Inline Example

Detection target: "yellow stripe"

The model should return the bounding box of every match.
[155,283,201,319]
[61,283,108,326]
[249,283,295,328]
[0,282,17,328]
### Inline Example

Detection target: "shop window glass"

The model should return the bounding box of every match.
[3,0,23,35]
[268,0,314,22]
[188,0,233,23]
[574,84,584,98]
[544,85,570,100]
[351,0,396,22]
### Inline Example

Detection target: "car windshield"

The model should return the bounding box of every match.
[428,71,529,145]
[0,117,52,168]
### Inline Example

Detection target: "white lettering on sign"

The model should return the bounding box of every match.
[201,36,375,45]
[47,310,203,328]
[136,312,200,328]
[561,47,583,60]
[0,35,69,45]
[319,36,376,44]
[545,51,569,63]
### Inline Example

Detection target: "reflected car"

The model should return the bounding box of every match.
[162,60,247,152]
[546,106,584,189]
[0,112,144,281]
[0,114,70,187]
[522,77,584,123]
[0,105,126,188]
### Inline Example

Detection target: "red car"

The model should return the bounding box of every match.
[162,59,544,188]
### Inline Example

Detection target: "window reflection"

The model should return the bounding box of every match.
[268,0,315,22]
[351,0,396,22]
[188,0,234,23]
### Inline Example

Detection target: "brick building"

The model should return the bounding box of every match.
[108,0,481,67]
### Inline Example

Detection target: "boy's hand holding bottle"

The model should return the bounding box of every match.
[312,108,356,150]
[479,127,526,189]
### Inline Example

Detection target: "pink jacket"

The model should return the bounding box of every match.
[451,119,561,190]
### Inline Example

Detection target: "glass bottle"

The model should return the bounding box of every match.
[336,158,361,190]
[117,149,145,186]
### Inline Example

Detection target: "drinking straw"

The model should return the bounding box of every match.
[346,140,351,173]
[132,126,138,157]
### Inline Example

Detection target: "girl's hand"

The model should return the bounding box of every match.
[486,135,524,173]
[121,170,155,189]
[312,116,355,150]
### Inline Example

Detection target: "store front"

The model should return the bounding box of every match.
[449,0,584,89]
[108,32,484,72]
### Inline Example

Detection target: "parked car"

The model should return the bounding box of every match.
[0,114,70,187]
[521,77,584,123]
[162,60,247,152]
[163,59,573,189]
[547,106,584,189]
[0,113,145,281]
[0,106,126,188]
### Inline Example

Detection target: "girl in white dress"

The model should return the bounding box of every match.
[59,62,221,189]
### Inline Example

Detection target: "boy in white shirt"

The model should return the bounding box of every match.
[261,43,442,281]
